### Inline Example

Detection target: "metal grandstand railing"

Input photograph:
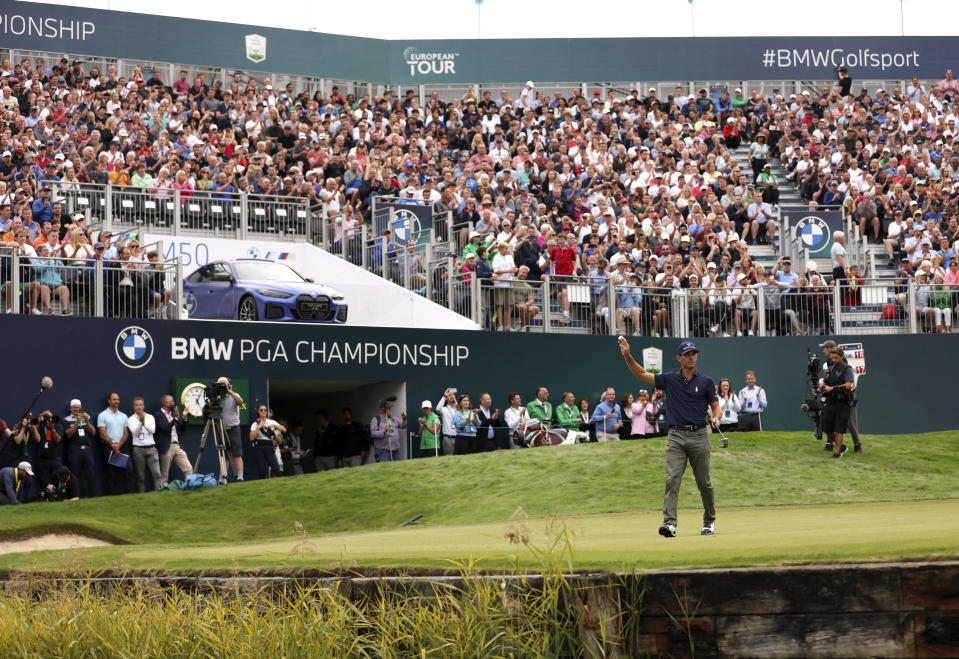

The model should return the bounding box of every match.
[0,250,183,320]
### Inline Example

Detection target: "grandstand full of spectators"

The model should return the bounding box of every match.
[0,52,956,332]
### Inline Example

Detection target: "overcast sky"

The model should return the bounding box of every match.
[19,0,959,40]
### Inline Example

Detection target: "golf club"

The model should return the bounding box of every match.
[715,422,730,448]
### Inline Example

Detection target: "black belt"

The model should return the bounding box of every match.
[741,412,759,416]
[668,424,706,431]
[254,440,275,447]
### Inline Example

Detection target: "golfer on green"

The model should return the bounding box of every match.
[619,338,722,537]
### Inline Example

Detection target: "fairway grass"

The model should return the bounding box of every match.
[0,431,957,573]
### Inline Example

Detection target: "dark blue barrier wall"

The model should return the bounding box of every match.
[1,315,955,485]
[1,2,956,83]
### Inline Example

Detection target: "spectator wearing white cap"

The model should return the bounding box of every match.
[63,398,97,498]
[417,401,441,456]
[0,461,33,505]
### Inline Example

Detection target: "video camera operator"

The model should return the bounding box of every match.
[63,399,97,498]
[821,346,855,459]
[819,340,862,454]
[40,465,79,502]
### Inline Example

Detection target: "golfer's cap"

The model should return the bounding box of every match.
[806,261,818,271]
[1,151,10,158]
[93,242,105,249]
[421,400,432,409]
[677,340,698,355]
[464,253,477,260]
[819,340,837,348]
[736,272,747,281]
[468,230,480,239]
[70,398,82,407]
[689,273,699,280]
[706,261,717,269]
[72,212,85,221]
[18,461,33,476]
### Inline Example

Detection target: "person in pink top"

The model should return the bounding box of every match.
[945,259,959,322]
[938,70,959,101]
[630,389,658,438]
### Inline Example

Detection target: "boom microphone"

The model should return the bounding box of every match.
[41,376,53,391]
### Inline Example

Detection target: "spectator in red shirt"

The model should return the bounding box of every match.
[547,232,580,322]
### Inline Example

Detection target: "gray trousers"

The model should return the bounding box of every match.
[663,427,715,528]
[342,455,365,468]
[133,445,162,493]
[315,455,338,471]
[442,435,457,456]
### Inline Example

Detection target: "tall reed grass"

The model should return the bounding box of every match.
[0,514,648,658]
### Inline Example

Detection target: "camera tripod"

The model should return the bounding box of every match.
[193,414,230,484]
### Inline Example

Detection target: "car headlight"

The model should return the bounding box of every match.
[256,289,294,299]
[331,294,345,301]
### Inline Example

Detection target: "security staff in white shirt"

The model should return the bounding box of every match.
[737,371,767,432]
[127,396,162,492]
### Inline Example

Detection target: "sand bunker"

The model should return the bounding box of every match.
[0,534,111,555]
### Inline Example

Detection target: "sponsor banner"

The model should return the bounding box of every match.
[785,210,843,258]
[0,314,956,436]
[2,3,957,83]
[374,203,433,239]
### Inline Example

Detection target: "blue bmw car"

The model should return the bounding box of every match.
[183,259,348,323]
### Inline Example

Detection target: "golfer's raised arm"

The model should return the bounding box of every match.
[618,337,656,387]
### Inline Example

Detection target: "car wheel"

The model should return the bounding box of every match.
[238,295,259,321]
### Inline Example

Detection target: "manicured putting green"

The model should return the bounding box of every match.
[11,499,957,572]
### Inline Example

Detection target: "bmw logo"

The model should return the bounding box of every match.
[392,208,422,241]
[115,326,154,369]
[248,246,260,259]
[795,215,831,254]
[183,291,198,316]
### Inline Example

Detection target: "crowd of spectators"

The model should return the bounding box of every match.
[0,370,778,502]
[776,67,959,329]
[0,53,955,329]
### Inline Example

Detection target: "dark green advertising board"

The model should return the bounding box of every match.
[2,314,955,436]
[1,2,956,84]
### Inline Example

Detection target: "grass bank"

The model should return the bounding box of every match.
[0,431,956,549]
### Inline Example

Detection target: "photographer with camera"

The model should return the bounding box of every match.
[30,409,64,490]
[249,404,285,478]
[215,377,246,482]
[63,399,97,498]
[41,465,79,502]
[821,347,856,459]
[0,461,34,505]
